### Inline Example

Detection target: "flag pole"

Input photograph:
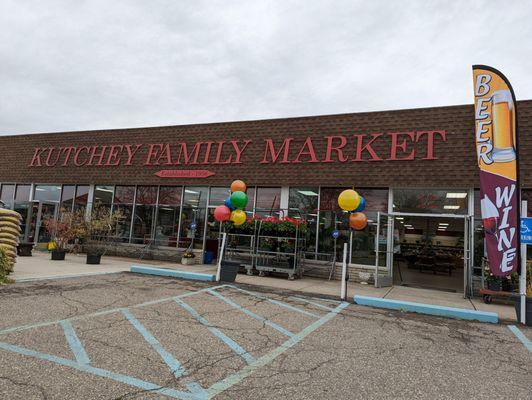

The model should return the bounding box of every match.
[520,201,527,325]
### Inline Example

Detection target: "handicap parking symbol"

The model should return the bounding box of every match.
[520,217,532,244]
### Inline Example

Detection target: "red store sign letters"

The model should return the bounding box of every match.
[28,130,447,171]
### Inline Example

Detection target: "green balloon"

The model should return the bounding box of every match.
[230,191,248,209]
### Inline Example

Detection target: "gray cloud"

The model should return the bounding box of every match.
[0,0,530,135]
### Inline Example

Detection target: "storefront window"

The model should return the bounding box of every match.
[74,186,89,212]
[33,185,61,202]
[473,190,485,274]
[155,206,180,247]
[114,186,135,204]
[94,185,114,205]
[289,187,319,253]
[209,187,230,206]
[205,187,231,257]
[289,187,319,213]
[393,188,468,215]
[13,202,30,241]
[255,187,281,217]
[60,185,76,212]
[113,186,135,242]
[155,187,182,247]
[205,207,221,260]
[132,186,158,244]
[244,187,256,215]
[158,186,182,206]
[350,189,389,267]
[179,187,208,249]
[521,189,532,261]
[13,185,32,240]
[15,185,31,202]
[318,188,349,256]
[0,184,15,209]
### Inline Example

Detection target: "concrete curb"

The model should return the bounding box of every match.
[354,295,499,324]
[15,271,125,283]
[130,265,216,282]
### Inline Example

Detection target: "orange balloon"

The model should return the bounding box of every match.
[230,180,247,193]
[349,212,367,230]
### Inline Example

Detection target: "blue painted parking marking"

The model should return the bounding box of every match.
[208,289,295,338]
[121,308,187,378]
[354,295,499,324]
[0,341,205,400]
[0,285,228,336]
[289,296,337,311]
[60,320,91,365]
[508,325,532,352]
[0,283,348,399]
[207,301,350,398]
[174,297,256,365]
[227,285,321,318]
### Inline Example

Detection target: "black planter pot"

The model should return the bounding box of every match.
[514,296,532,327]
[220,261,240,282]
[17,243,33,257]
[86,254,102,265]
[51,250,66,261]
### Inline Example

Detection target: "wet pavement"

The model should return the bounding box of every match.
[0,272,530,399]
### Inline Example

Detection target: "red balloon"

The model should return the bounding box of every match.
[349,212,367,230]
[230,180,247,193]
[214,205,231,222]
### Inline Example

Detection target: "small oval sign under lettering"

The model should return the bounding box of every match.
[155,169,215,178]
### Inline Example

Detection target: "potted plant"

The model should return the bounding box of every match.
[485,273,504,291]
[81,205,123,265]
[43,211,83,261]
[181,251,196,265]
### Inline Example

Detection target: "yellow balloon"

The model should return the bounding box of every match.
[338,189,360,211]
[230,209,247,226]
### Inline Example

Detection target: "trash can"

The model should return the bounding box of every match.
[203,251,214,264]
[220,261,240,282]
[514,297,532,326]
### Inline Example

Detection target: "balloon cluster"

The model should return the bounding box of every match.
[213,180,249,226]
[338,189,367,230]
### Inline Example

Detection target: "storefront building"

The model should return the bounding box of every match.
[1,102,532,295]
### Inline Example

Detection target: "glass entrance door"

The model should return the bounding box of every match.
[374,212,393,287]
[391,213,472,296]
[28,201,58,244]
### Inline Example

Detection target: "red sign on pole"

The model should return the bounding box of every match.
[155,169,215,178]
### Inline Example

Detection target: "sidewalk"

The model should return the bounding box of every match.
[11,250,179,281]
[11,251,517,321]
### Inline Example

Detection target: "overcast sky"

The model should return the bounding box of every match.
[0,0,530,136]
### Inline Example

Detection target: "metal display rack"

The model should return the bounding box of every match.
[220,209,308,280]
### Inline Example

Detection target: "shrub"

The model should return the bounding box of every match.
[0,247,13,284]
[80,205,124,255]
[43,210,85,251]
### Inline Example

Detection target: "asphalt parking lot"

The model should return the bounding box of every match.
[0,273,530,400]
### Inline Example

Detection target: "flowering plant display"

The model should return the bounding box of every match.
[182,251,196,259]
[230,215,309,237]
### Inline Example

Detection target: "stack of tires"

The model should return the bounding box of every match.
[0,208,22,272]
